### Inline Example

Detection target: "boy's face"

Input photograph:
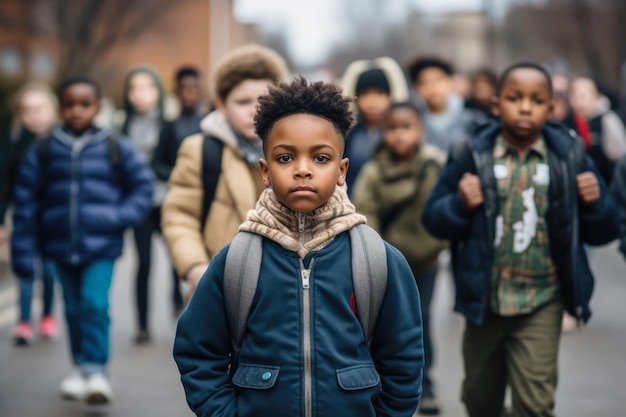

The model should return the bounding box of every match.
[570,78,598,117]
[414,67,452,113]
[177,75,201,113]
[128,73,159,114]
[259,114,348,213]
[471,75,495,106]
[356,87,391,126]
[20,91,57,136]
[492,68,553,143]
[59,84,100,135]
[384,107,423,160]
[217,79,271,140]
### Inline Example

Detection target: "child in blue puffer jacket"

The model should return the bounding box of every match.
[10,76,154,404]
[174,77,424,417]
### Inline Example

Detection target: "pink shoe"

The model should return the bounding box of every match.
[14,322,34,346]
[40,315,58,339]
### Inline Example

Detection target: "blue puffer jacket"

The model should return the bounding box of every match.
[422,120,620,326]
[11,127,154,276]
[174,232,423,417]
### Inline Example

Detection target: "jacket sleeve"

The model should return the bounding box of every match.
[161,135,210,278]
[116,139,154,228]
[578,154,621,245]
[352,162,382,232]
[151,121,176,181]
[371,243,423,417]
[0,134,12,224]
[612,156,626,258]
[10,144,39,278]
[601,111,626,162]
[173,246,237,417]
[421,152,476,241]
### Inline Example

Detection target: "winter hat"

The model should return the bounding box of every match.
[355,68,390,95]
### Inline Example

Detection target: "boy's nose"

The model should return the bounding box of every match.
[294,162,312,178]
[520,98,532,112]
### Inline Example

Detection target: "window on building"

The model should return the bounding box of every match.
[0,48,22,76]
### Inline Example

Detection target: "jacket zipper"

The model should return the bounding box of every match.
[299,257,314,417]
[70,145,81,264]
[563,157,581,323]
[297,212,314,417]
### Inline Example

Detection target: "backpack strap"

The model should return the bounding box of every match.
[36,136,52,201]
[201,136,224,232]
[223,232,263,361]
[349,224,387,348]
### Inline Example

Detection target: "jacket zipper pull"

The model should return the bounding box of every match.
[301,269,310,289]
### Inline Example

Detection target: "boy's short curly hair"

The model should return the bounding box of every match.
[254,76,354,142]
[406,56,454,85]
[213,44,289,102]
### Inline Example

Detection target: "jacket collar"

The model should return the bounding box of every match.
[471,120,578,161]
[52,126,110,148]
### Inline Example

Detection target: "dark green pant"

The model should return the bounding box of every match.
[461,299,563,417]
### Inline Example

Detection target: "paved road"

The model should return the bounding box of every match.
[0,236,625,416]
[0,234,194,417]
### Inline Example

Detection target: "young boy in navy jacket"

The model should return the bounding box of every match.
[422,62,619,417]
[174,77,424,417]
[11,77,154,404]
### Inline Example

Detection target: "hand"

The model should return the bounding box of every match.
[458,173,484,209]
[185,264,209,294]
[576,172,600,204]
[0,226,6,246]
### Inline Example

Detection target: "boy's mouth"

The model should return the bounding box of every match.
[292,185,315,194]
[515,120,533,129]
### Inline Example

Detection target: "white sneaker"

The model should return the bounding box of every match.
[85,373,113,404]
[60,370,87,400]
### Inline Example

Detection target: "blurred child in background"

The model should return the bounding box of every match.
[352,102,447,415]
[11,77,153,403]
[0,82,59,345]
[407,56,476,152]
[340,57,409,195]
[161,45,289,297]
[151,65,205,315]
[122,66,178,344]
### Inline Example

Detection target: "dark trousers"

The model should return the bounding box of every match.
[461,299,563,417]
[133,207,182,332]
[411,266,438,397]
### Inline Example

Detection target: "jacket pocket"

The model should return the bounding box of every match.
[232,364,280,390]
[336,365,380,391]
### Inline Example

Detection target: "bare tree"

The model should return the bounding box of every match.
[2,0,175,79]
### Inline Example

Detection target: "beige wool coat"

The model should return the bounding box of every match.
[161,111,264,278]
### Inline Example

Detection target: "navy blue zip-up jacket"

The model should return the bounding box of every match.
[11,127,154,276]
[174,231,423,417]
[421,120,619,326]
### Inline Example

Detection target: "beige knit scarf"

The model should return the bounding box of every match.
[239,187,367,258]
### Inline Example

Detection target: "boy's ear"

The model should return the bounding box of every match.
[215,97,226,113]
[491,96,501,117]
[337,158,349,187]
[548,98,555,117]
[259,158,271,187]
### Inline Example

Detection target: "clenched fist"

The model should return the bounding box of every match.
[458,173,484,209]
[576,172,600,204]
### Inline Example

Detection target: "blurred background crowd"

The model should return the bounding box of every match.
[0,0,625,416]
